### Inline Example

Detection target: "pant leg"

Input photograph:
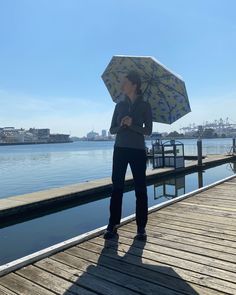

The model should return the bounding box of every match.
[129,149,148,228]
[109,147,128,225]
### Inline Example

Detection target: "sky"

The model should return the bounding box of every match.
[0,0,236,136]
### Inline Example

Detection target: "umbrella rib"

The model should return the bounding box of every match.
[142,64,158,98]
[157,87,172,114]
[128,57,151,78]
[153,77,186,97]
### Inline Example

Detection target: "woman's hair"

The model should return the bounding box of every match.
[126,71,142,95]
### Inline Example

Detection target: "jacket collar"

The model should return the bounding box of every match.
[125,94,143,105]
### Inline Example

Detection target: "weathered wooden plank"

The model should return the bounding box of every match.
[151,224,236,248]
[16,264,95,295]
[0,273,54,295]
[0,285,17,295]
[95,234,236,273]
[219,182,236,186]
[161,203,236,221]
[35,261,98,295]
[145,221,236,244]
[190,196,236,204]
[207,184,236,190]
[119,227,236,263]
[36,258,126,295]
[194,192,236,201]
[149,229,235,256]
[33,257,141,295]
[180,202,236,213]
[49,253,210,295]
[124,222,236,250]
[122,224,236,249]
[165,201,236,217]
[145,218,236,242]
[198,189,236,198]
[150,211,236,231]
[122,226,236,255]
[146,225,236,251]
[195,191,236,199]
[210,182,236,188]
[148,215,236,236]
[183,194,236,204]
[41,252,188,295]
[183,197,236,209]
[227,178,236,183]
[77,239,236,284]
[70,239,236,294]
[151,210,236,229]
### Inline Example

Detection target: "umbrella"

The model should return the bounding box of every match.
[101,55,191,124]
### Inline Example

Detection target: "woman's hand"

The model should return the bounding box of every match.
[121,116,132,127]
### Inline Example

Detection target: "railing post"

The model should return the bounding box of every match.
[197,138,202,166]
[233,137,236,154]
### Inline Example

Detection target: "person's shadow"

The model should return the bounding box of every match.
[63,234,200,295]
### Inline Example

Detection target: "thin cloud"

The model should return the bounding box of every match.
[1,88,235,135]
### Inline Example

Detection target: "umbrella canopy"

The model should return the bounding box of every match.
[101,55,191,124]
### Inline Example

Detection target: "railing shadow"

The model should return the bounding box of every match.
[64,235,199,295]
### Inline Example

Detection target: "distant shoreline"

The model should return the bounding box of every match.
[0,136,233,146]
[0,141,73,146]
[74,136,234,142]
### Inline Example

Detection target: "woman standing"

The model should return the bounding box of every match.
[104,71,153,240]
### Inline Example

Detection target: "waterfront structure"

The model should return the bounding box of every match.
[0,127,71,144]
[101,129,107,137]
[85,130,115,141]
[29,128,50,142]
[86,130,99,140]
[180,118,236,138]
[0,127,25,143]
[49,134,71,143]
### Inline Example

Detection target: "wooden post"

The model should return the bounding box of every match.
[233,137,236,154]
[198,170,203,188]
[197,139,202,166]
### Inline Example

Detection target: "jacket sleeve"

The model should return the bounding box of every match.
[109,104,123,134]
[129,102,153,135]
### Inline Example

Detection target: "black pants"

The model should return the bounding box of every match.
[109,147,148,228]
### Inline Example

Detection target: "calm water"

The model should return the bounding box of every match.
[0,138,235,265]
[0,138,233,199]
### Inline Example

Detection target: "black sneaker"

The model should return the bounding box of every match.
[135,227,147,241]
[103,224,117,239]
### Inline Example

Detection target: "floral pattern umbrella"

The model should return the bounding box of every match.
[102,55,191,124]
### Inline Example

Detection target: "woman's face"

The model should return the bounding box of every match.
[121,77,136,95]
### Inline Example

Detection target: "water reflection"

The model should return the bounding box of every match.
[229,162,236,173]
[152,161,236,201]
[198,170,204,188]
[153,176,186,200]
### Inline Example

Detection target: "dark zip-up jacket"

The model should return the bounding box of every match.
[109,95,153,150]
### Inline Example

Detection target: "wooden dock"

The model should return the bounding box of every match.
[0,174,236,294]
[0,154,235,220]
